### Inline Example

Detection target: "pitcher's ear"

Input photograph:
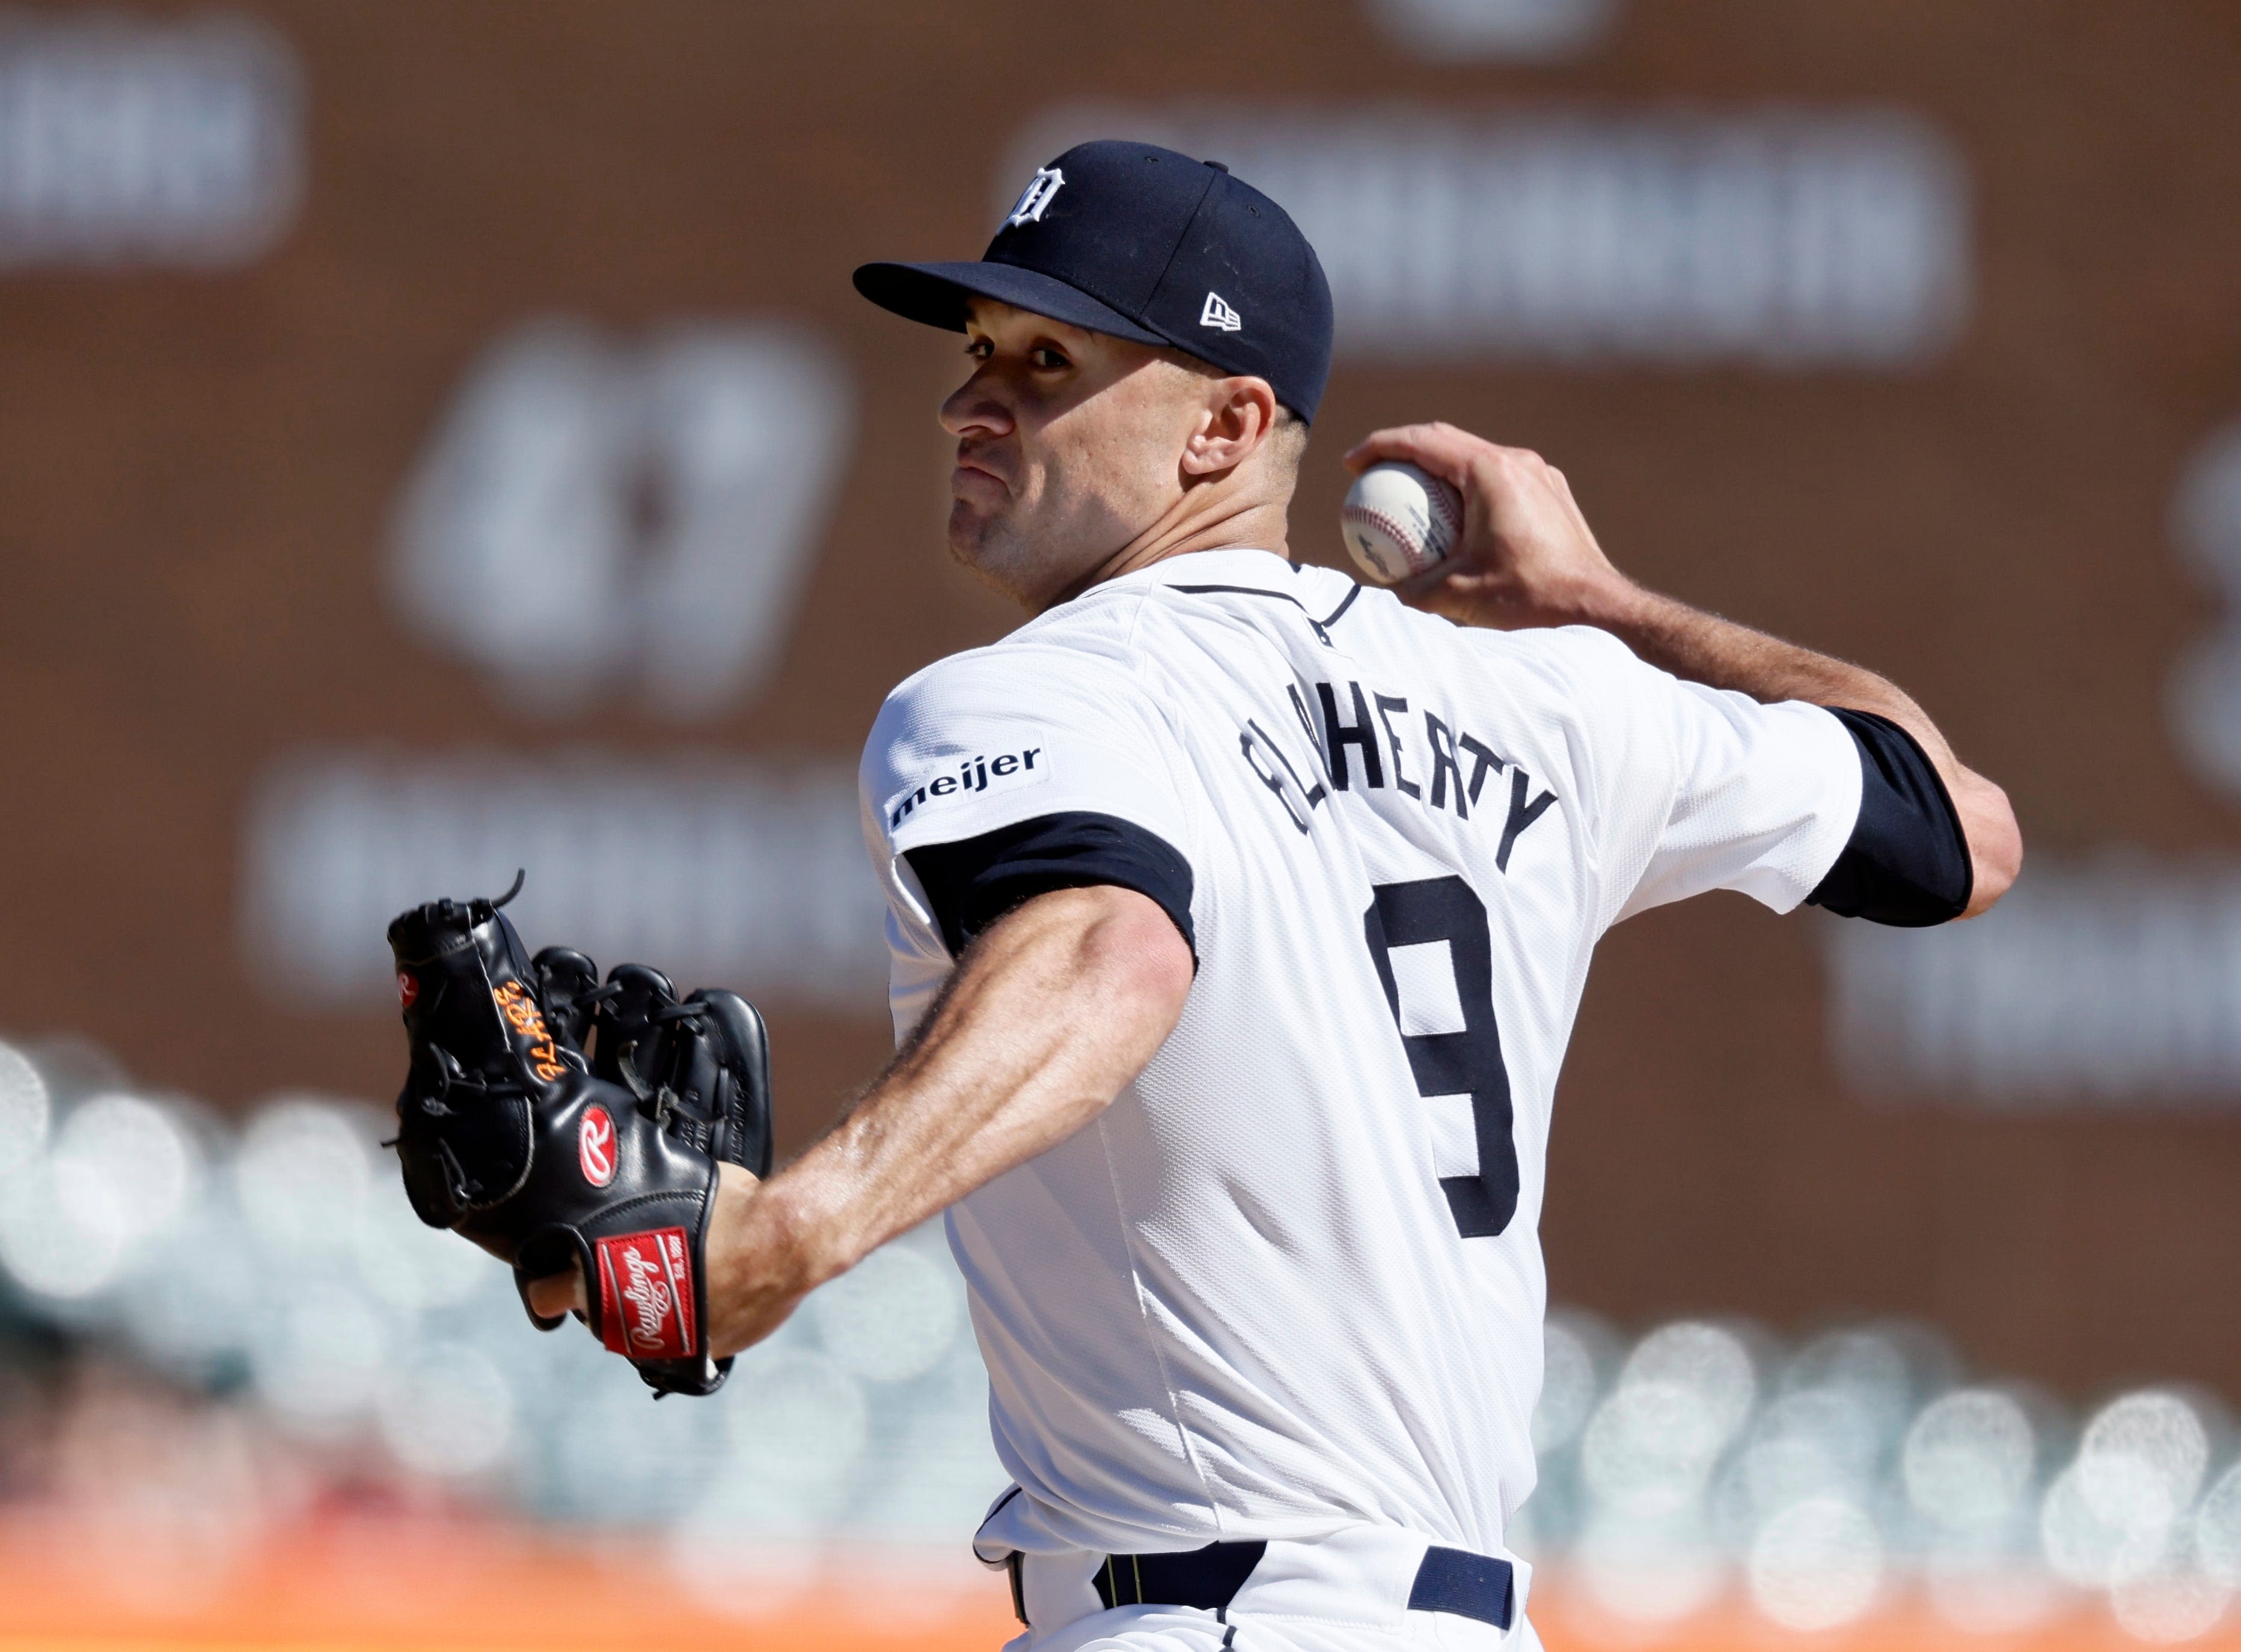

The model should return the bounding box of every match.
[1181,376,1280,476]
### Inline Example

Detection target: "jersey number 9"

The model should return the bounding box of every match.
[1363,877,1519,1240]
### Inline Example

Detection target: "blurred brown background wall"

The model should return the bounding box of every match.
[5,0,2241,1394]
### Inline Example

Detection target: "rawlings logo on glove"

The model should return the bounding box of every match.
[598,1229,697,1359]
[385,874,772,1398]
[578,1106,617,1187]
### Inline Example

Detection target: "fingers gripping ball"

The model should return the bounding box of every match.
[1342,461,1464,585]
[386,877,772,1397]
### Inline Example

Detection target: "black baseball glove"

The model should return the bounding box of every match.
[386,876,772,1397]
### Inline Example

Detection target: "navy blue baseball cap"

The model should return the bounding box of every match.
[854,139,1336,423]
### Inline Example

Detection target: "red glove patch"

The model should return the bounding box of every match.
[593,1228,699,1361]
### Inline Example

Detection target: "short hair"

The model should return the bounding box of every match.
[1159,347,1309,473]
[1267,404,1310,471]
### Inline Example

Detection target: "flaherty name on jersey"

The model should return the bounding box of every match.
[1243,678,1556,871]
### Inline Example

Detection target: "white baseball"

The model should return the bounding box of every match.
[1341,462,1464,585]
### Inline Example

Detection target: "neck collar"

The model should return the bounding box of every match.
[1105,547,1298,594]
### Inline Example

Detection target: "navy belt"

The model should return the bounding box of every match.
[1057,1538,1514,1629]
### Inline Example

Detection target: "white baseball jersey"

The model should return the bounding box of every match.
[857,547,1861,1574]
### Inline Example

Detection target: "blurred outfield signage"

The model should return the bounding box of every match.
[240,753,886,1012]
[0,10,299,267]
[1829,859,2241,1103]
[391,319,855,721]
[2168,424,2241,800]
[1006,105,1969,367]
[234,312,872,1014]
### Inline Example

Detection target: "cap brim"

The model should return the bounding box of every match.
[852,259,1166,346]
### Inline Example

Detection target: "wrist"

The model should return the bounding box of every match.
[1539,568,1656,630]
[702,1162,855,1360]
[723,1160,857,1297]
[1445,565,1649,632]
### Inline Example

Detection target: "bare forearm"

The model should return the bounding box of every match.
[1587,581,1955,767]
[705,885,1191,1355]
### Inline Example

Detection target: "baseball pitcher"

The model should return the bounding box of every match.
[399,140,2021,1651]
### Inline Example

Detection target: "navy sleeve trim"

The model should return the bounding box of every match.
[903,811,1197,960]
[1806,708,1973,927]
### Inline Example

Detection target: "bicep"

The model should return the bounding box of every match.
[1007,884,1195,1036]
[911,882,1194,1120]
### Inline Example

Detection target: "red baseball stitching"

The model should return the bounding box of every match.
[1342,503,1444,573]
[1424,484,1461,542]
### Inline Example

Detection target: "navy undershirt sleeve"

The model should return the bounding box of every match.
[903,811,1197,960]
[1806,707,1973,927]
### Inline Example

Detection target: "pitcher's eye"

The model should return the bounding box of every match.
[1030,346,1071,370]
[965,338,994,361]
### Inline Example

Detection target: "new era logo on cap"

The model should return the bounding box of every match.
[1200,290,1243,332]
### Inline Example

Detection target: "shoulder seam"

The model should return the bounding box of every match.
[1116,597,1211,867]
[1168,582,1342,647]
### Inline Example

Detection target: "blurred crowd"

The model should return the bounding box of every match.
[1,1034,2239,1639]
[1527,1315,2240,1641]
[0,1035,1002,1613]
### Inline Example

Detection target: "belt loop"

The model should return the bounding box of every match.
[1407,1544,1515,1630]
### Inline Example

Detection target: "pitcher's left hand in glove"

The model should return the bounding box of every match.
[385,877,773,1397]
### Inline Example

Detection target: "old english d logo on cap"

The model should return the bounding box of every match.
[1006,166,1065,227]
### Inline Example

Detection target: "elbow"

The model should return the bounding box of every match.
[1958,775,2022,919]
[1084,888,1196,1030]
